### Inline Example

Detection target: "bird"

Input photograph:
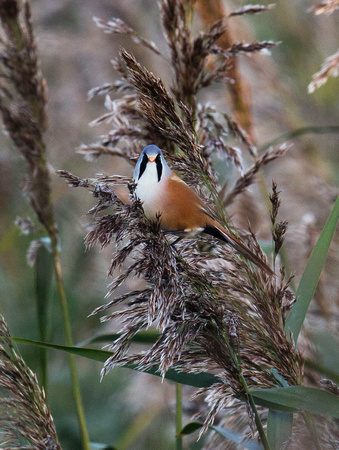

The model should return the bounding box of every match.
[133,144,274,275]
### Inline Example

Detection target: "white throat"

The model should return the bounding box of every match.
[135,161,167,220]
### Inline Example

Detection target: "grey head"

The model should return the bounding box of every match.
[133,145,171,183]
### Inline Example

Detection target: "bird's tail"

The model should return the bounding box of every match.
[204,221,274,276]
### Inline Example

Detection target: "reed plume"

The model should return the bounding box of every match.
[0,1,89,447]
[0,315,61,449]
[59,2,306,445]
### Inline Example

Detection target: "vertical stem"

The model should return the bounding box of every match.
[176,383,183,450]
[242,376,270,450]
[52,243,90,450]
[0,4,90,447]
[223,335,270,450]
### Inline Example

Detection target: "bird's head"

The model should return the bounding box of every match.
[133,145,171,183]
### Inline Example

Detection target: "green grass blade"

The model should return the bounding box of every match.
[14,337,221,387]
[179,422,202,435]
[17,339,339,420]
[14,337,112,360]
[285,195,339,344]
[251,386,339,418]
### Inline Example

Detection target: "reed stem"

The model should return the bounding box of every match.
[176,383,183,450]
[52,240,91,450]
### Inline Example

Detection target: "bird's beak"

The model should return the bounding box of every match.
[148,156,156,162]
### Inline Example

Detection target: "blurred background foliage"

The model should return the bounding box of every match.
[0,0,338,448]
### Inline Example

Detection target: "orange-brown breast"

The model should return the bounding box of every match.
[156,175,211,232]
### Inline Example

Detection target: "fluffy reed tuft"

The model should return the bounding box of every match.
[0,316,61,449]
[0,0,55,237]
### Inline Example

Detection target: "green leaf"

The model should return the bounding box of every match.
[251,386,339,418]
[180,421,203,435]
[17,339,339,419]
[15,336,112,359]
[267,411,293,450]
[77,330,159,347]
[145,365,220,387]
[285,195,339,344]
[14,338,221,388]
[180,422,263,450]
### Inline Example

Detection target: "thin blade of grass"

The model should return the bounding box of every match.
[17,338,339,420]
[179,422,202,435]
[14,338,221,387]
[285,195,339,344]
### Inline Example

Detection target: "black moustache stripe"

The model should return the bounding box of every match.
[155,154,162,182]
[138,153,148,179]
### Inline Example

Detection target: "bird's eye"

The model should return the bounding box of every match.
[155,154,162,182]
[138,153,148,179]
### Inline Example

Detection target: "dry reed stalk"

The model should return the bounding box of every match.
[0,1,90,447]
